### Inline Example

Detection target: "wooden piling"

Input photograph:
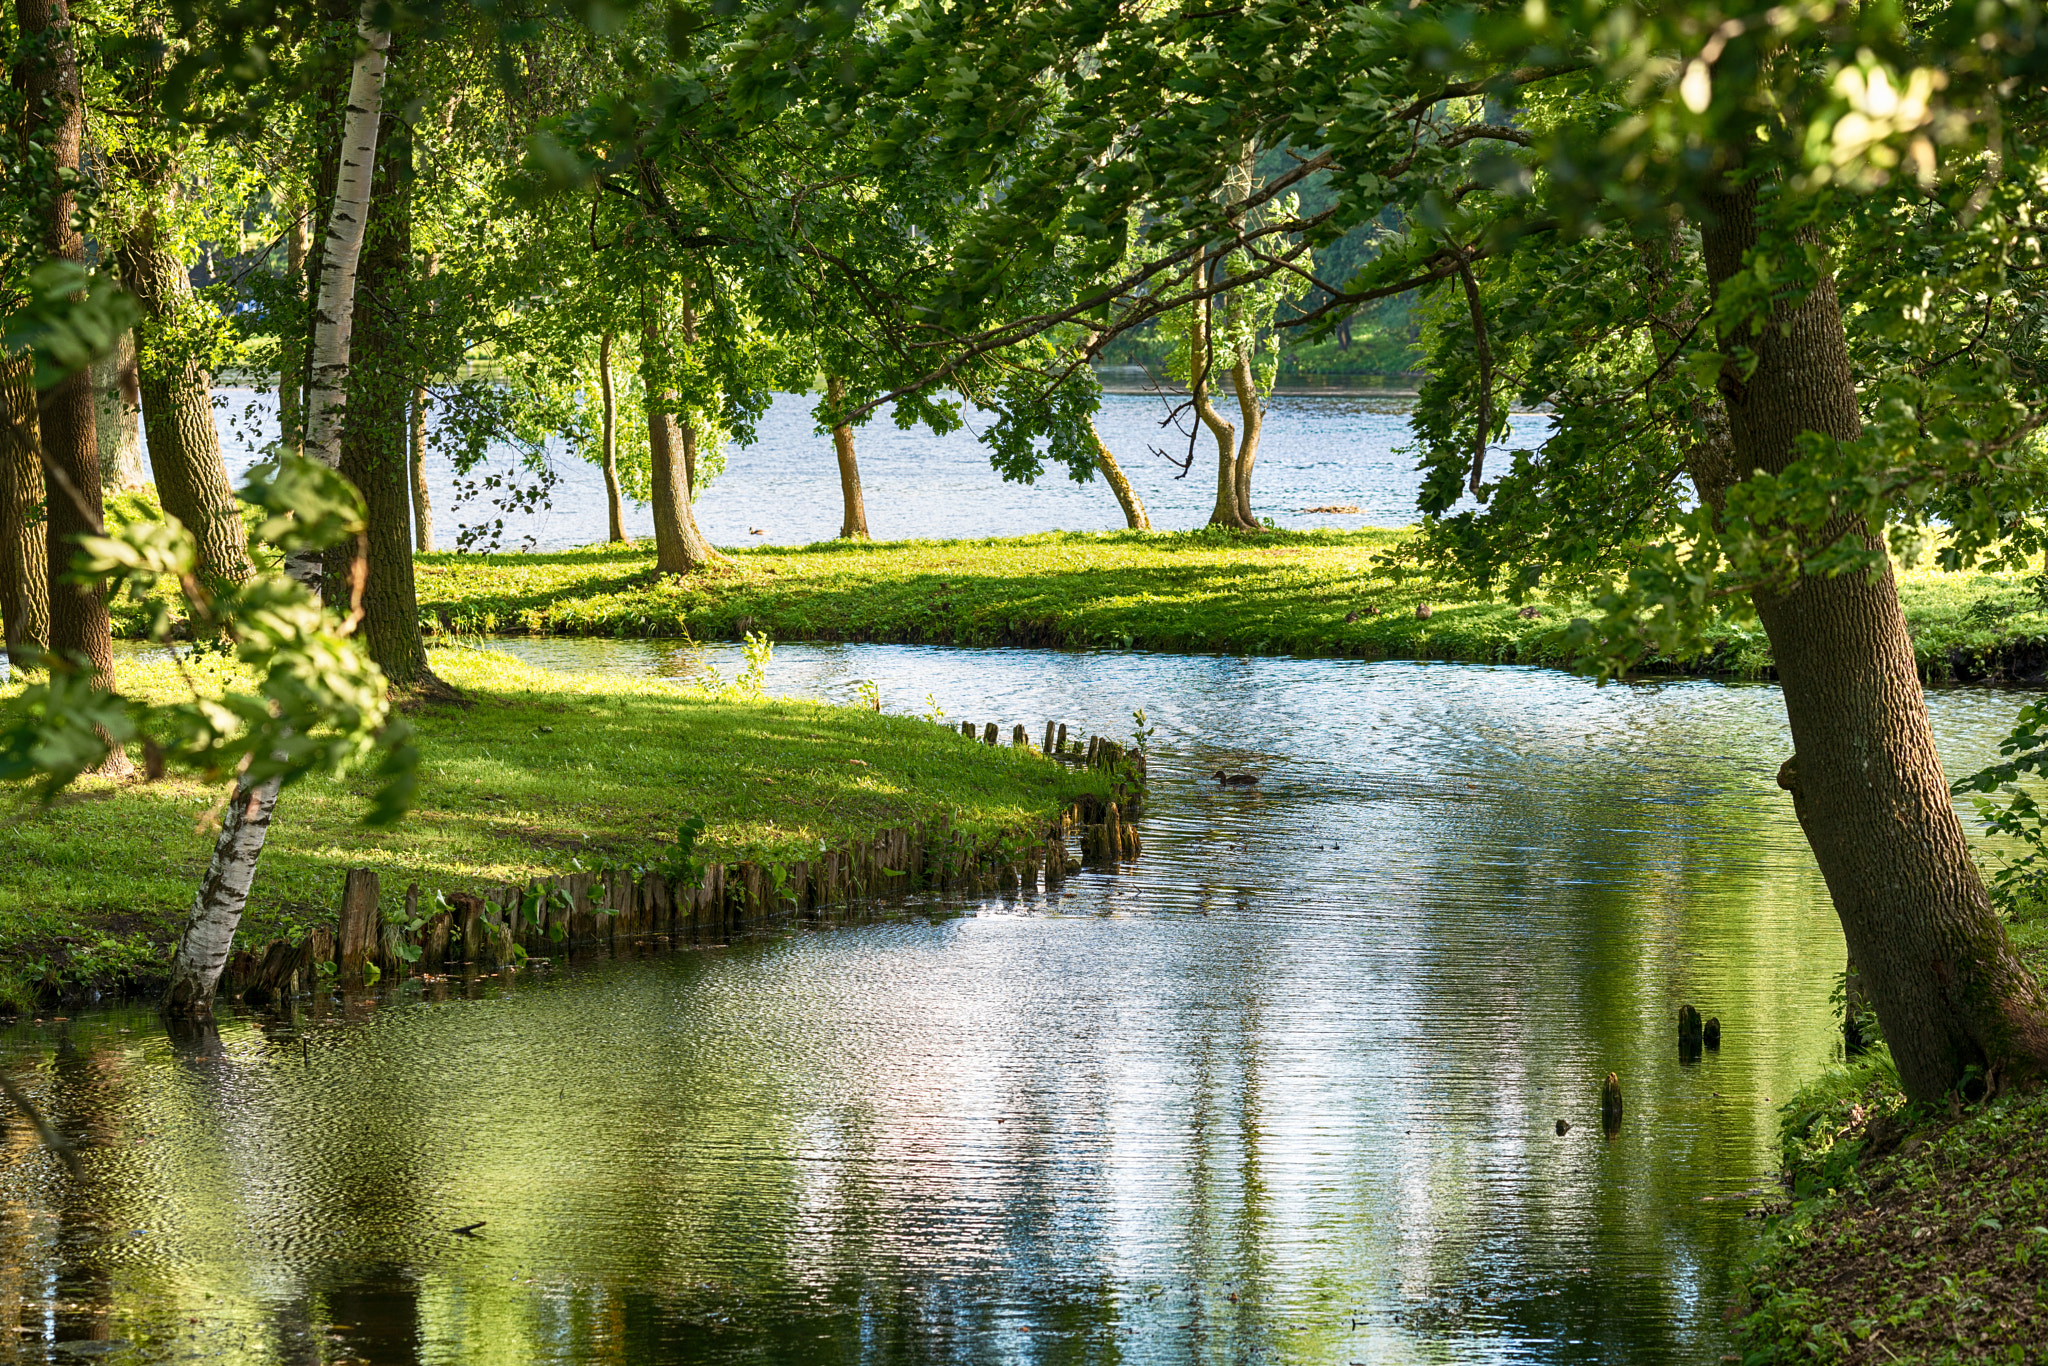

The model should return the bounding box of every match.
[1601,1072,1623,1131]
[1678,1004,1703,1043]
[983,722,998,745]
[1013,724,1028,747]
[960,720,976,738]
[1056,722,1068,754]
[1043,720,1056,753]
[1704,1016,1722,1048]
[337,869,379,983]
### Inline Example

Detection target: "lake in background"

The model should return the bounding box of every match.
[202,388,1549,552]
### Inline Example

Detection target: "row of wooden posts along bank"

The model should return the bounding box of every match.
[217,724,1146,1006]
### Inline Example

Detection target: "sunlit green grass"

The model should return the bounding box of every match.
[371,528,2048,679]
[0,648,1106,990]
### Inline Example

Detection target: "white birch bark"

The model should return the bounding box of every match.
[162,768,286,1013]
[301,6,391,473]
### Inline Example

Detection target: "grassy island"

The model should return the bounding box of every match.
[323,528,2048,682]
[0,648,1109,1007]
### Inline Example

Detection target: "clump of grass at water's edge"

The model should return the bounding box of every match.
[101,527,2048,682]
[1730,915,2048,1363]
[0,647,1112,1011]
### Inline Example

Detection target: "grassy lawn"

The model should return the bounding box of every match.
[1733,919,2048,1362]
[0,648,1108,1006]
[254,528,2048,680]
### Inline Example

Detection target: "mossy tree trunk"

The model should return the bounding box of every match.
[18,0,125,765]
[117,214,253,589]
[336,96,435,692]
[0,355,49,655]
[827,375,869,540]
[1698,163,2048,1102]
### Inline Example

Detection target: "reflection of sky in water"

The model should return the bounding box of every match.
[0,647,2028,1365]
[204,387,1548,551]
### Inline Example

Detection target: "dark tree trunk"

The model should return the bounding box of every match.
[117,216,252,589]
[335,99,433,691]
[598,330,624,542]
[279,204,309,455]
[1,355,50,655]
[409,251,436,552]
[18,0,125,762]
[826,375,869,540]
[1699,170,2048,1102]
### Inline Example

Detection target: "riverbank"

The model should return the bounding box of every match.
[310,528,2048,682]
[0,647,1114,1010]
[1733,918,2048,1361]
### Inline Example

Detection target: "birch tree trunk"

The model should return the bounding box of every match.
[0,355,49,656]
[598,330,624,543]
[1087,417,1150,530]
[291,1,390,586]
[827,375,869,540]
[161,769,285,1013]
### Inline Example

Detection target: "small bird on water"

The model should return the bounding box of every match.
[1214,770,1260,787]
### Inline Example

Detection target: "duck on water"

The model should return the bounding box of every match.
[1214,771,1260,787]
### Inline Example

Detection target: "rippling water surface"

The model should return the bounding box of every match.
[0,644,2023,1365]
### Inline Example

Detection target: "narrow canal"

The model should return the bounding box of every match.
[0,643,2023,1364]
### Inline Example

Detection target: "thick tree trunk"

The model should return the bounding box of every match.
[19,0,125,768]
[1087,417,1150,530]
[162,768,284,1014]
[1191,287,1245,529]
[639,294,726,574]
[1228,347,1263,528]
[91,331,145,491]
[337,100,433,692]
[0,355,49,656]
[1699,172,2048,1101]
[117,218,252,588]
[598,331,624,542]
[279,205,309,456]
[826,375,869,540]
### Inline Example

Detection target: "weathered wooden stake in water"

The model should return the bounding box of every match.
[1012,724,1027,747]
[1056,723,1068,753]
[338,869,379,983]
[1043,720,1056,752]
[1704,1016,1722,1048]
[983,722,999,745]
[960,721,976,738]
[1678,1004,1703,1043]
[1601,1072,1623,1131]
